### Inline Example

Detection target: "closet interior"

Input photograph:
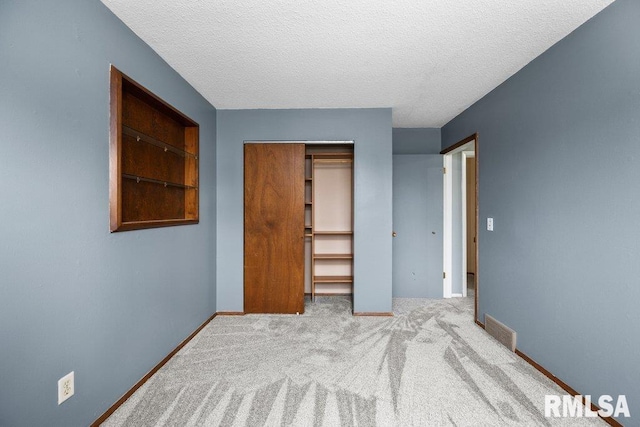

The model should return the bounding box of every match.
[304,145,354,301]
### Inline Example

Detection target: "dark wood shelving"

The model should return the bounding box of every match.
[122,125,198,159]
[110,66,199,232]
[122,174,197,190]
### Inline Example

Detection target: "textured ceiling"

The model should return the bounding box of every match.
[101,0,613,127]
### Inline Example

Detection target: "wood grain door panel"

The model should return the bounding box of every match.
[244,143,305,313]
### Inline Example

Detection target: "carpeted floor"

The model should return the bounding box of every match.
[101,295,603,426]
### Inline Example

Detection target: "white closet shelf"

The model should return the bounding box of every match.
[313,159,352,164]
[314,231,352,235]
[313,275,353,283]
[314,253,353,260]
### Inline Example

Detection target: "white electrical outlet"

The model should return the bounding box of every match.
[58,371,74,405]
[487,217,494,231]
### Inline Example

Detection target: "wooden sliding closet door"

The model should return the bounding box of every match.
[244,143,305,314]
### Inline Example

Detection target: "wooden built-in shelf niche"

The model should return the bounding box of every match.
[109,66,199,232]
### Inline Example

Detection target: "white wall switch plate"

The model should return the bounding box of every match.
[487,217,494,231]
[58,371,74,405]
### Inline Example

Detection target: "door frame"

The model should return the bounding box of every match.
[441,133,479,321]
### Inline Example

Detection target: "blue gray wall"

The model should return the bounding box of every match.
[0,1,217,426]
[392,128,441,154]
[442,0,639,422]
[392,155,443,298]
[392,128,443,297]
[217,109,393,313]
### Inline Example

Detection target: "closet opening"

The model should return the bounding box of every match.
[305,144,354,303]
[243,141,354,315]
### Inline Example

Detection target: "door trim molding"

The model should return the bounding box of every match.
[440,133,477,155]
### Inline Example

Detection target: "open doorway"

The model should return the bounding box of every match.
[462,151,476,298]
[442,133,478,321]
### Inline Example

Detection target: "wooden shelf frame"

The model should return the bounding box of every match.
[110,66,199,232]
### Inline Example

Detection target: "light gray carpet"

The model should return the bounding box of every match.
[102,296,603,426]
